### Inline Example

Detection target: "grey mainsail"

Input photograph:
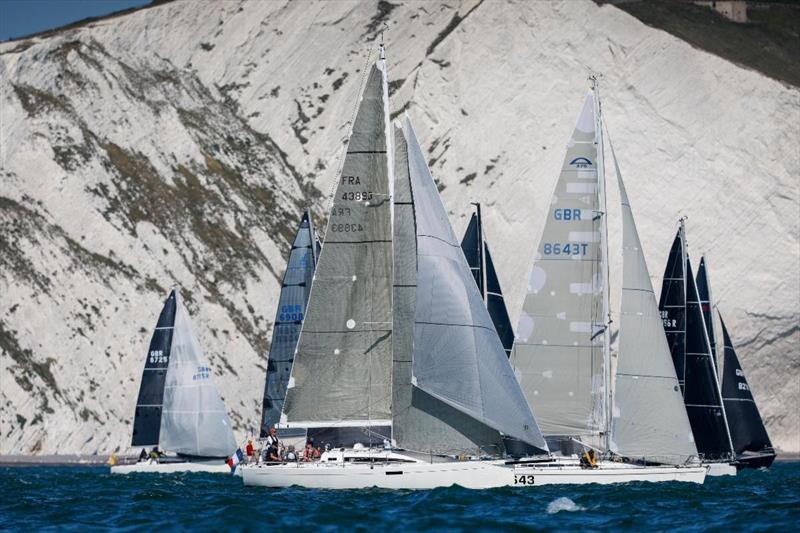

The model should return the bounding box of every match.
[608,137,698,464]
[260,210,318,436]
[281,59,393,441]
[158,291,237,457]
[510,91,608,444]
[402,117,547,452]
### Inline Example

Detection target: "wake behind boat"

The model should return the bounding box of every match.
[112,289,236,474]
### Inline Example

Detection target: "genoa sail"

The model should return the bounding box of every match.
[719,314,774,457]
[658,225,734,461]
[510,91,607,443]
[608,139,697,464]
[132,290,177,447]
[281,59,393,444]
[401,116,547,453]
[158,291,237,457]
[695,256,718,370]
[460,205,515,357]
[260,210,319,436]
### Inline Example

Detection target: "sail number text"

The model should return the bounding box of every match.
[554,209,582,221]
[149,350,168,364]
[331,223,364,233]
[513,474,535,485]
[543,243,589,256]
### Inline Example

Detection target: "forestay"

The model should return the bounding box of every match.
[159,292,237,458]
[260,211,318,436]
[281,60,393,439]
[510,92,607,440]
[404,117,547,451]
[608,139,697,464]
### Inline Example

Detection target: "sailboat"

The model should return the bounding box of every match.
[509,80,707,479]
[658,221,737,476]
[112,289,237,474]
[241,49,705,488]
[460,203,515,357]
[260,209,320,437]
[695,258,776,469]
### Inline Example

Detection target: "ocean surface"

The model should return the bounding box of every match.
[1,461,798,531]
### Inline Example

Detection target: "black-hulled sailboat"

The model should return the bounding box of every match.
[658,220,736,476]
[695,258,776,469]
[260,209,319,437]
[112,289,237,474]
[460,203,515,357]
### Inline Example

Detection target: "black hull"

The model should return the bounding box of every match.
[735,451,776,470]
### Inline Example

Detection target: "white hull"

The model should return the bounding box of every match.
[240,450,706,489]
[706,462,737,477]
[111,459,230,474]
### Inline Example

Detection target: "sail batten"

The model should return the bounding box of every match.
[510,91,607,444]
[608,135,697,464]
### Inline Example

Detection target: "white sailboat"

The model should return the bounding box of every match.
[509,79,707,480]
[112,289,237,474]
[241,51,705,488]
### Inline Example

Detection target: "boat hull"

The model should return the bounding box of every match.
[705,462,737,477]
[110,459,230,474]
[241,460,706,489]
[735,452,776,470]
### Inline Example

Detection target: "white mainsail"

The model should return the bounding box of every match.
[607,136,698,464]
[510,91,608,443]
[159,292,236,457]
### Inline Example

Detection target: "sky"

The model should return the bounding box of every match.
[0,0,151,41]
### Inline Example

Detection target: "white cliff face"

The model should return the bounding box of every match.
[0,0,797,455]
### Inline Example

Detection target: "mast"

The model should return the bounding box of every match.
[683,223,736,460]
[592,75,612,453]
[678,218,688,388]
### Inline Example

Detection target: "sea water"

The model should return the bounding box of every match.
[1,461,798,531]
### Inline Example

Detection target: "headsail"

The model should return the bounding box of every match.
[260,210,318,436]
[608,138,697,464]
[460,206,515,357]
[159,291,237,457]
[658,225,734,461]
[281,59,393,445]
[719,314,773,455]
[696,256,718,370]
[401,116,547,452]
[132,290,176,447]
[510,91,608,444]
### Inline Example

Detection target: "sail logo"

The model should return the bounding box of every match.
[569,157,592,168]
[193,366,211,381]
[149,349,168,364]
